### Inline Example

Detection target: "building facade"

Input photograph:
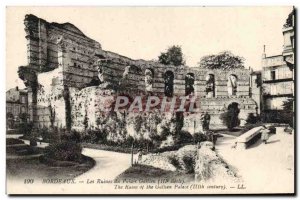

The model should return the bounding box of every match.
[18,14,258,131]
[6,87,28,128]
[261,10,295,122]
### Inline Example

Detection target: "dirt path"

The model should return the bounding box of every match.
[215,127,294,193]
[6,134,132,194]
[6,134,131,180]
[76,148,131,180]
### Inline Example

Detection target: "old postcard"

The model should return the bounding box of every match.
[6,6,295,195]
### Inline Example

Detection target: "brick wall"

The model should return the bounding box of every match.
[21,14,258,131]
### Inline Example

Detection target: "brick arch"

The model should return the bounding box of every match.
[144,68,154,93]
[205,73,215,98]
[144,68,154,77]
[164,70,174,97]
[162,66,176,72]
[225,100,242,109]
[185,72,195,95]
[227,73,238,80]
[227,74,238,96]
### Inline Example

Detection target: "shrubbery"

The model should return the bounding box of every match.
[44,141,82,162]
[220,103,240,131]
[17,121,34,136]
[262,110,293,127]
[193,132,208,143]
[182,155,195,174]
[6,138,25,145]
[169,156,181,169]
[246,113,260,124]
[176,130,193,144]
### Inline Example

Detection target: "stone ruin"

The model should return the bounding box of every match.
[19,14,258,133]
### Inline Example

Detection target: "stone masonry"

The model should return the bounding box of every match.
[19,14,258,131]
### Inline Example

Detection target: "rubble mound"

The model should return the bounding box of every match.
[195,142,241,184]
[141,143,241,183]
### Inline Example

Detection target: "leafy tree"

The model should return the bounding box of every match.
[284,10,294,28]
[199,51,245,70]
[158,45,185,66]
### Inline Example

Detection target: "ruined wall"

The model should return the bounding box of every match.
[24,14,102,88]
[36,67,65,128]
[21,14,258,131]
[96,56,251,98]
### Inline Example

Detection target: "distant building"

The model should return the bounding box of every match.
[261,10,294,122]
[6,87,28,128]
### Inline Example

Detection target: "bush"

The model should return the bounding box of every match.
[44,141,82,162]
[268,126,276,134]
[220,102,240,131]
[123,135,135,147]
[193,132,208,143]
[246,113,260,124]
[6,138,25,145]
[38,127,51,142]
[262,110,294,128]
[33,127,61,143]
[169,156,181,170]
[152,143,183,153]
[177,130,193,144]
[30,138,37,146]
[81,129,108,144]
[17,121,34,136]
[182,155,195,174]
[70,130,81,143]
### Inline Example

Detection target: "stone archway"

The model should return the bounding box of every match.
[185,73,195,96]
[228,74,238,96]
[164,71,174,97]
[205,74,215,98]
[145,68,154,92]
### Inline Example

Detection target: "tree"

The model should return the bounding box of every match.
[199,51,245,70]
[284,10,294,28]
[158,45,185,66]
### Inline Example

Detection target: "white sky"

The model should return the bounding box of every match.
[6,6,293,90]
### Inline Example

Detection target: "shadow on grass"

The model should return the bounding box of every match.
[6,139,96,180]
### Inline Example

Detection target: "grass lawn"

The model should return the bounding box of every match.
[6,129,19,135]
[82,142,195,154]
[116,164,194,182]
[7,138,25,145]
[82,143,137,154]
[7,156,95,180]
[6,138,95,180]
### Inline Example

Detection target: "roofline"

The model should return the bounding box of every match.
[264,54,283,59]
